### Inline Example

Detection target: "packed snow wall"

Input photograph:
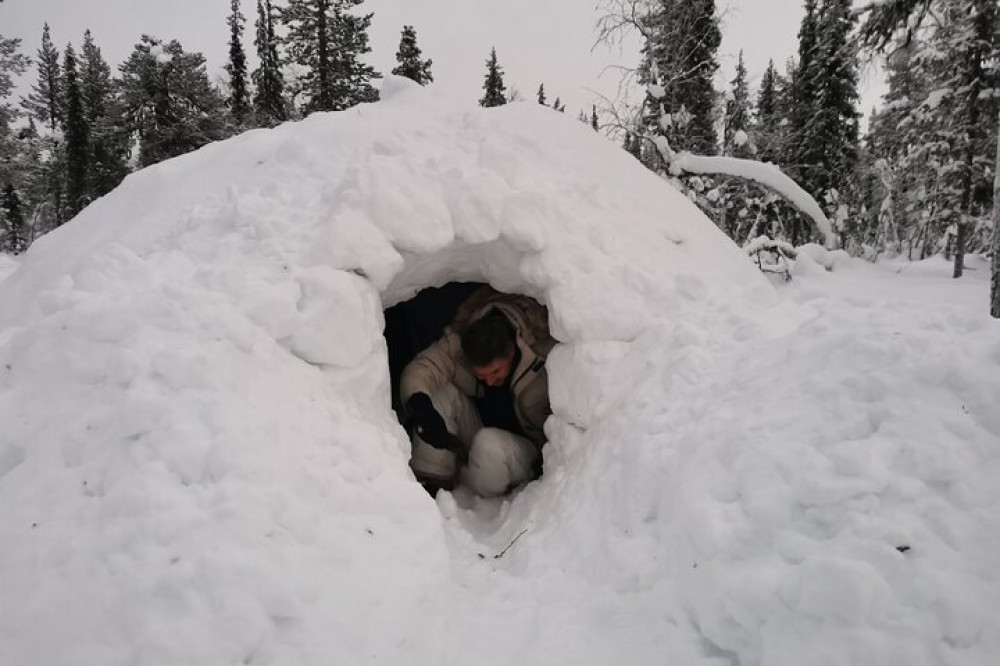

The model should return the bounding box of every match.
[0,77,780,665]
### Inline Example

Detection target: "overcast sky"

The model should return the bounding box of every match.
[2,0,885,121]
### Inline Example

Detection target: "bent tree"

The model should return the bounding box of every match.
[596,0,834,246]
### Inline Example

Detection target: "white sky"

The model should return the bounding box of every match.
[2,0,885,122]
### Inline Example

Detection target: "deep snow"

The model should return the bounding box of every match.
[0,78,998,666]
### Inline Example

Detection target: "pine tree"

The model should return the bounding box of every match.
[0,35,30,187]
[809,0,861,203]
[62,43,88,217]
[639,0,721,155]
[479,47,507,108]
[858,0,1000,302]
[118,36,228,167]
[591,105,599,131]
[939,0,998,277]
[724,50,753,158]
[718,51,764,242]
[252,0,287,125]
[785,0,821,201]
[782,0,861,246]
[81,30,128,199]
[281,0,381,114]
[22,24,62,134]
[391,25,432,85]
[537,83,547,106]
[552,96,566,113]
[754,59,786,164]
[227,0,251,124]
[1,183,27,254]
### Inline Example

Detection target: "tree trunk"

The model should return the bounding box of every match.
[953,220,967,278]
[990,110,1000,318]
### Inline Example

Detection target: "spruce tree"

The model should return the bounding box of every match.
[81,30,128,199]
[22,24,62,134]
[782,0,861,246]
[639,0,721,155]
[591,105,599,131]
[479,47,507,108]
[858,0,1000,297]
[118,36,228,167]
[939,0,998,277]
[724,50,753,159]
[537,83,547,106]
[718,50,763,242]
[552,96,566,113]
[1,184,27,254]
[755,59,785,164]
[785,0,821,201]
[62,43,88,217]
[391,25,432,85]
[809,0,861,203]
[0,36,30,187]
[281,0,381,114]
[253,0,287,125]
[227,0,251,124]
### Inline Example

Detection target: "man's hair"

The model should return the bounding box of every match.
[461,310,514,367]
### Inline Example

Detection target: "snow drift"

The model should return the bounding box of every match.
[1,77,998,666]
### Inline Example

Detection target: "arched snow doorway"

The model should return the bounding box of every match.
[380,240,557,497]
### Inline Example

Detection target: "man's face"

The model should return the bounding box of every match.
[472,349,515,387]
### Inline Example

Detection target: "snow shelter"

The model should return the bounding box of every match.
[0,76,774,664]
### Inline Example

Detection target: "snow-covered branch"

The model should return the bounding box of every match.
[656,141,834,247]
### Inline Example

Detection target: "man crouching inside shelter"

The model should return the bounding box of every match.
[401,287,555,496]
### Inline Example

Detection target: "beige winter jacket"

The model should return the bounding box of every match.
[400,288,555,446]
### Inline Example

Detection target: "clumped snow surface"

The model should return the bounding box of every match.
[0,78,998,666]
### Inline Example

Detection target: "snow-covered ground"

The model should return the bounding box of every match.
[437,252,1000,666]
[0,78,997,666]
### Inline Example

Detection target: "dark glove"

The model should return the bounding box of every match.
[406,393,450,449]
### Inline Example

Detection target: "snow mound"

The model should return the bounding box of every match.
[2,78,998,666]
[0,78,770,665]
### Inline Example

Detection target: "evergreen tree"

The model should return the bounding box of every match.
[782,0,861,246]
[719,51,764,242]
[281,0,381,114]
[638,0,721,155]
[809,0,861,203]
[0,35,30,187]
[1,184,27,254]
[937,0,998,277]
[391,25,433,85]
[227,0,251,124]
[81,30,128,199]
[118,36,228,167]
[858,0,1000,304]
[724,50,753,158]
[754,59,786,164]
[866,0,998,270]
[591,105,599,131]
[61,43,89,217]
[552,96,566,113]
[253,0,287,125]
[479,47,507,108]
[537,83,547,106]
[785,0,821,200]
[21,24,62,134]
